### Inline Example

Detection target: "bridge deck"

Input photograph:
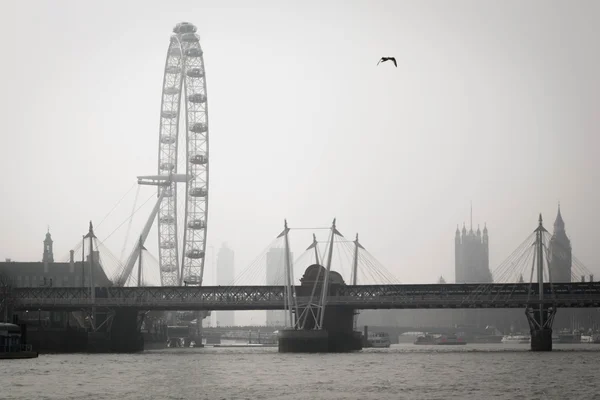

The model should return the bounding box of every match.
[6,283,600,311]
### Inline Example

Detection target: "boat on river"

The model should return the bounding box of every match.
[0,323,38,359]
[435,334,467,345]
[365,332,391,348]
[414,333,467,345]
[501,334,530,344]
[414,334,437,345]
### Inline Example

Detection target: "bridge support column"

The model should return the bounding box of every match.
[525,307,556,352]
[524,214,556,352]
[110,309,143,353]
[278,306,362,353]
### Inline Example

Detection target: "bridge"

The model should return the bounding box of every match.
[10,282,600,311]
[2,214,598,352]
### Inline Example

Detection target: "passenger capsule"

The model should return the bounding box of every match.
[173,22,197,34]
[189,122,207,133]
[161,264,177,273]
[186,249,205,259]
[160,240,175,249]
[187,219,206,229]
[189,153,207,165]
[187,68,204,78]
[165,66,181,74]
[189,187,207,197]
[159,215,175,224]
[160,134,176,144]
[188,93,206,103]
[184,274,200,283]
[185,48,203,57]
[163,86,180,96]
[159,162,175,171]
[161,110,177,119]
[181,33,198,42]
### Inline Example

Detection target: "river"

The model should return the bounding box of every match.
[3,344,599,400]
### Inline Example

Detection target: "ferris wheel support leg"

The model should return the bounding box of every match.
[116,190,167,286]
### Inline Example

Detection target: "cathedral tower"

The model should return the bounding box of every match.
[548,205,572,282]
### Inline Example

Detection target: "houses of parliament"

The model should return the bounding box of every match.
[358,206,581,330]
[455,206,573,286]
[454,222,492,284]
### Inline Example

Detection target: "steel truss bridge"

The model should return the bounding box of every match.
[9,282,600,312]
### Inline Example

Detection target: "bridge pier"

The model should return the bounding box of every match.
[110,309,143,353]
[278,305,362,353]
[526,307,556,352]
[530,328,553,351]
[278,329,329,352]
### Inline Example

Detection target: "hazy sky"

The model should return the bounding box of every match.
[1,0,599,304]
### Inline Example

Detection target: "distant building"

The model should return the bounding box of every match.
[455,223,492,283]
[42,229,54,263]
[215,244,235,327]
[548,206,572,283]
[0,230,111,288]
[546,206,589,330]
[265,248,292,326]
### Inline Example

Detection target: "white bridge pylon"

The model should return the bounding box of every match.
[277,219,399,329]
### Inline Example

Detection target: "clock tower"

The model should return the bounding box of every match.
[42,228,54,263]
[548,205,572,283]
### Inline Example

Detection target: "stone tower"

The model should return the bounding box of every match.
[548,205,572,283]
[455,222,492,284]
[42,229,54,263]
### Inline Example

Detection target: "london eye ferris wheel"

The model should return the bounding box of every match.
[141,22,210,287]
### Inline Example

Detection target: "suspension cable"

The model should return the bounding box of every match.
[119,185,141,263]
[96,182,137,229]
[99,191,156,244]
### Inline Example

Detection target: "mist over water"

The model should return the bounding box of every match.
[5,345,600,400]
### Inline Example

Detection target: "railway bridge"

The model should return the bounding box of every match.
[8,282,600,312]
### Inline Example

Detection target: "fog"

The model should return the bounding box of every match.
[1,1,599,324]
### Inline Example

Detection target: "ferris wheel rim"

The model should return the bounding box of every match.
[156,22,209,287]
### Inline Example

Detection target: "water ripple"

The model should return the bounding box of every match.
[2,344,600,399]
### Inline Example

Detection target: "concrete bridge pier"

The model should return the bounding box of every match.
[278,305,362,353]
[526,308,556,352]
[110,309,143,353]
[530,328,553,351]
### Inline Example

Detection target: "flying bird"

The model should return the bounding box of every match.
[377,57,397,67]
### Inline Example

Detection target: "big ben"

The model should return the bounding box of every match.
[548,205,572,283]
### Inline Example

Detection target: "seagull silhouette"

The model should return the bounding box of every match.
[377,57,397,67]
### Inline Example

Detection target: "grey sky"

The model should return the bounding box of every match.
[1,0,599,300]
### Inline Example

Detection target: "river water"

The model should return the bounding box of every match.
[3,344,599,400]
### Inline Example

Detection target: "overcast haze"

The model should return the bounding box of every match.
[1,0,599,308]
